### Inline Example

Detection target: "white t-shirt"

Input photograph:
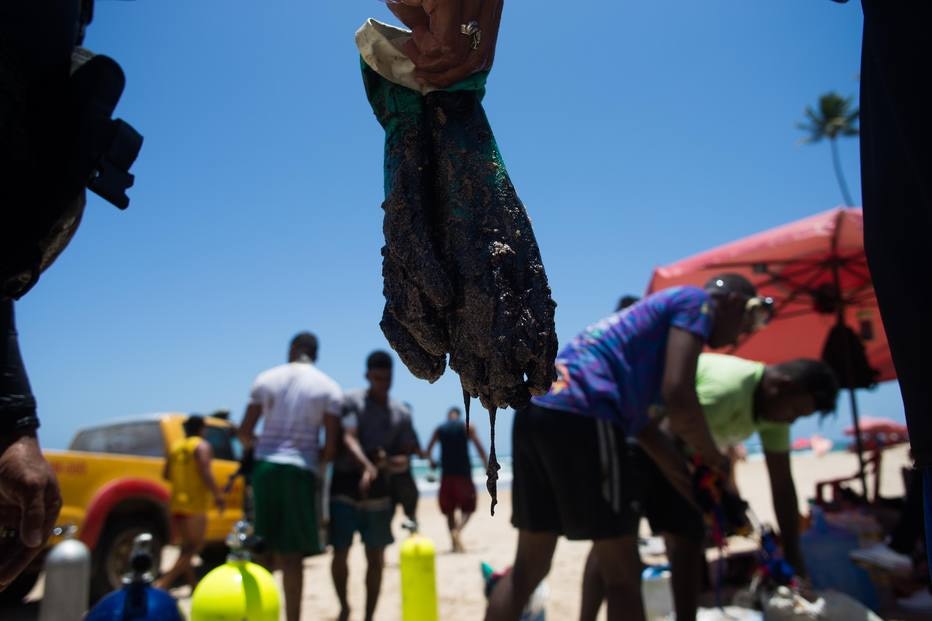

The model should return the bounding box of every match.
[250,361,343,472]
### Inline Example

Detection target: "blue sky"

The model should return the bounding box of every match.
[18,1,900,455]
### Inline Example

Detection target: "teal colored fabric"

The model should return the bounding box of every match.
[360,58,491,196]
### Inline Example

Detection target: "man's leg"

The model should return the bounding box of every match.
[359,501,394,621]
[591,535,645,621]
[439,476,458,550]
[155,514,206,590]
[331,547,351,621]
[635,441,706,621]
[445,511,458,550]
[579,546,605,621]
[364,546,385,621]
[665,534,702,621]
[457,509,474,551]
[329,498,357,621]
[485,530,558,621]
[278,553,304,621]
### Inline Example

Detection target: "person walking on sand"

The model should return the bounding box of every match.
[156,415,224,591]
[486,274,771,621]
[330,350,419,621]
[425,406,488,552]
[237,332,343,621]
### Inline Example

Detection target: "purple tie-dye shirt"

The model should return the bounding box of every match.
[532,286,713,436]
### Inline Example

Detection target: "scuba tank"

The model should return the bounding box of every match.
[400,520,438,621]
[39,532,90,621]
[84,533,183,621]
[189,520,280,621]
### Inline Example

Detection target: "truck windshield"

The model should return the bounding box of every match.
[69,421,165,457]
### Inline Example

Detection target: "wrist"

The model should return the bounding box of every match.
[0,426,39,452]
[0,411,40,438]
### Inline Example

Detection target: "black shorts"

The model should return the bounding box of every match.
[388,470,419,519]
[511,404,641,540]
[634,445,706,542]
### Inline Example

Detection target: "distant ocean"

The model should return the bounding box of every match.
[408,440,853,495]
[410,457,513,495]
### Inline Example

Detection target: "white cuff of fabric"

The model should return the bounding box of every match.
[356,18,437,95]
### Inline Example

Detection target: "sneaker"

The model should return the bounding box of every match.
[849,542,912,573]
[897,588,932,613]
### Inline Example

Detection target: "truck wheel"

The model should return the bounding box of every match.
[90,518,163,602]
[0,571,40,607]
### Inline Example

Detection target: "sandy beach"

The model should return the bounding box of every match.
[162,445,907,620]
[9,445,910,620]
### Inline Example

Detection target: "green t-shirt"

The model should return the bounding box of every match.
[695,353,791,453]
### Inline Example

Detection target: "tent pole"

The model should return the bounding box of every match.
[832,254,869,499]
[846,385,869,500]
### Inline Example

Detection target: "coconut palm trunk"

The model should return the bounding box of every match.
[830,138,855,206]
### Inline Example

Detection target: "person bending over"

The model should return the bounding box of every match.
[581,354,839,621]
[485,274,768,621]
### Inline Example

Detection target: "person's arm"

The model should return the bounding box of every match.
[636,419,700,512]
[343,426,379,496]
[322,414,341,465]
[468,425,488,466]
[661,327,728,473]
[237,403,262,449]
[424,429,440,468]
[194,440,224,512]
[765,450,804,574]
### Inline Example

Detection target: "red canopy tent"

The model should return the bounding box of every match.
[648,207,895,495]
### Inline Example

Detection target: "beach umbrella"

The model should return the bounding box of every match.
[844,415,908,449]
[648,207,893,496]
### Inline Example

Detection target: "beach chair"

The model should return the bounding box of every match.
[813,419,908,507]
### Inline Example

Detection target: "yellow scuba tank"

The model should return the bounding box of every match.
[190,520,279,621]
[400,528,438,621]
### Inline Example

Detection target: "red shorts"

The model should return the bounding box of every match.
[438,475,476,515]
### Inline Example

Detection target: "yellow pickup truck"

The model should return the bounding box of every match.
[2,413,245,604]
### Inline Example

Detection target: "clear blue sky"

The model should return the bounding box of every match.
[18,1,901,454]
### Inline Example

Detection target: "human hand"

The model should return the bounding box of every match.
[0,432,61,590]
[387,0,504,88]
[428,458,437,470]
[359,464,379,497]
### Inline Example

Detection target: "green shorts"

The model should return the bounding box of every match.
[252,460,321,556]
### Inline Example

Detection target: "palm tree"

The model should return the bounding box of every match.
[797,92,860,206]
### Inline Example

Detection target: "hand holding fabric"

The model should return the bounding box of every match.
[387,0,504,87]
